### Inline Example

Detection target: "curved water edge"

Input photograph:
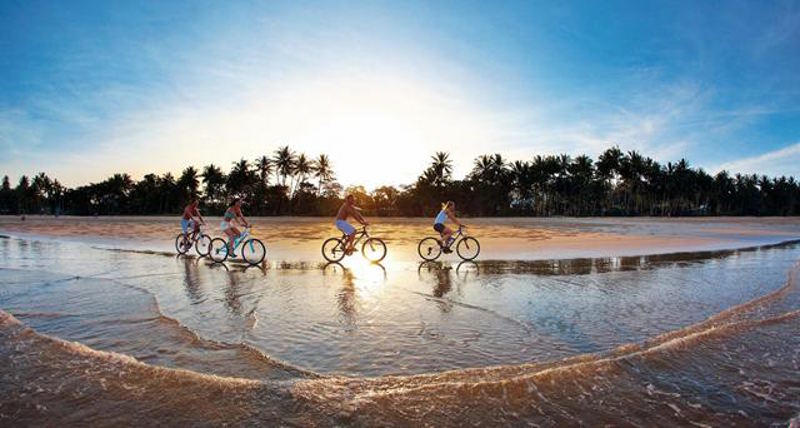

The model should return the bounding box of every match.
[2,226,800,424]
[2,260,799,425]
[2,236,800,377]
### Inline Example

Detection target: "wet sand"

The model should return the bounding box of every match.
[2,265,798,426]
[1,215,799,261]
[1,217,799,426]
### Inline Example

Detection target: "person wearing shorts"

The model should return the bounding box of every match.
[335,194,368,255]
[181,199,206,241]
[433,201,463,253]
[221,199,249,257]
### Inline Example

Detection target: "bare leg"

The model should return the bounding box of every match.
[441,227,453,247]
[346,233,356,253]
[226,228,240,254]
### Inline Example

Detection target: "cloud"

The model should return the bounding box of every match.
[713,142,800,178]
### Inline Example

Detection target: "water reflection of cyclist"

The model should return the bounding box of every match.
[433,201,464,253]
[221,199,250,257]
[181,199,206,241]
[335,194,369,255]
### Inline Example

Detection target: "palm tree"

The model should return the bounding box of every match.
[313,154,334,197]
[178,166,200,201]
[255,155,273,186]
[157,173,176,213]
[227,159,255,200]
[471,155,494,183]
[429,151,453,188]
[273,146,296,188]
[16,175,30,213]
[31,172,53,213]
[292,153,313,197]
[201,164,226,205]
[510,160,533,211]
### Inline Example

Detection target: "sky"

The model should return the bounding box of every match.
[1,0,798,189]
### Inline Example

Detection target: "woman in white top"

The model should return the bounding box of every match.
[433,201,464,252]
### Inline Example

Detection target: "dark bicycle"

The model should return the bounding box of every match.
[418,226,480,261]
[322,225,387,263]
[175,221,212,257]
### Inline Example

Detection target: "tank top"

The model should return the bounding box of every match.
[434,209,447,225]
[224,209,235,221]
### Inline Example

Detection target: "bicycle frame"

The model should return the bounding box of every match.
[441,226,467,248]
[340,226,370,248]
[183,220,204,242]
[230,227,252,250]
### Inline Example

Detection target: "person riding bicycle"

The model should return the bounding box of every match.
[336,194,368,255]
[433,201,464,253]
[181,199,206,241]
[221,199,250,257]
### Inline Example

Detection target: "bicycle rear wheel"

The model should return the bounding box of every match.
[175,234,191,255]
[209,238,229,263]
[456,237,480,261]
[242,239,266,265]
[322,237,346,263]
[195,234,211,257]
[417,237,442,261]
[362,237,387,262]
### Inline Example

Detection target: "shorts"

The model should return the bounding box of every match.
[335,220,356,236]
[220,221,231,232]
[181,219,194,234]
[433,223,445,233]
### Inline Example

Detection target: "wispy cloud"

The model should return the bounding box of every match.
[713,142,800,178]
[1,0,798,187]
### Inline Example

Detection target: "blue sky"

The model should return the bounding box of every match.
[1,0,798,188]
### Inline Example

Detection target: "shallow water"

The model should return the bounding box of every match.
[1,217,799,425]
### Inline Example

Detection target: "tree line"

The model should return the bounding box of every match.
[1,146,798,217]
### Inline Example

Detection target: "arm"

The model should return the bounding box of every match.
[193,208,206,224]
[351,206,368,225]
[446,210,464,227]
[236,208,250,227]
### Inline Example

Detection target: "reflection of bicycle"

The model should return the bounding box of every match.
[175,221,211,257]
[322,226,387,263]
[209,227,266,265]
[418,226,480,261]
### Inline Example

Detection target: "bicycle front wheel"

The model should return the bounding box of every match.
[195,234,212,257]
[242,239,266,265]
[456,237,480,261]
[175,234,191,255]
[209,238,229,263]
[417,237,442,261]
[362,237,387,262]
[322,237,346,263]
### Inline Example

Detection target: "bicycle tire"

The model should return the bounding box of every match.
[175,234,191,255]
[361,237,387,262]
[417,237,442,261]
[195,234,212,257]
[322,237,346,263]
[209,238,230,263]
[242,239,266,265]
[456,237,480,261]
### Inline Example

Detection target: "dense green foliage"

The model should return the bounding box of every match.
[2,147,798,217]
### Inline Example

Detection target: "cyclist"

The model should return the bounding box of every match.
[335,194,368,255]
[181,199,206,242]
[433,201,464,253]
[221,199,250,257]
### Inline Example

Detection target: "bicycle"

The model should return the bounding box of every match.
[322,225,387,263]
[418,226,480,261]
[208,227,267,265]
[175,221,212,257]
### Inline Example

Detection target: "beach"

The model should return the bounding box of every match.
[1,216,799,425]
